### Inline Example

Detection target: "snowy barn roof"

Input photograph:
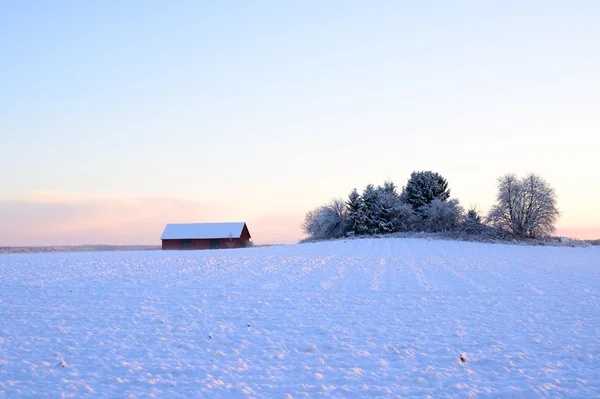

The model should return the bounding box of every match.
[160,222,249,240]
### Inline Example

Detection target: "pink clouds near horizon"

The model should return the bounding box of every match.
[0,192,305,246]
[555,226,600,241]
[0,192,597,247]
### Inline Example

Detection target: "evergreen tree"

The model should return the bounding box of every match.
[465,208,482,224]
[345,188,363,236]
[361,184,379,234]
[461,207,485,234]
[401,171,450,213]
[376,200,394,234]
[380,180,398,195]
[375,181,399,234]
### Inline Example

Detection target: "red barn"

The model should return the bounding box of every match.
[160,222,251,250]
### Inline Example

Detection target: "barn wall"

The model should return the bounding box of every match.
[162,239,247,250]
[241,225,251,241]
[162,239,180,250]
[191,240,211,250]
[217,238,247,249]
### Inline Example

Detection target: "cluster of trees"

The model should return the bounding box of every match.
[303,171,559,241]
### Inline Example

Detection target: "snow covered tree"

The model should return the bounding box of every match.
[379,180,399,195]
[464,207,482,224]
[346,181,414,235]
[421,199,464,232]
[374,181,401,234]
[225,234,236,248]
[360,184,380,234]
[373,181,420,232]
[390,202,419,232]
[375,198,394,234]
[460,206,486,234]
[303,198,348,240]
[487,173,559,238]
[345,188,363,236]
[327,197,349,237]
[401,171,450,213]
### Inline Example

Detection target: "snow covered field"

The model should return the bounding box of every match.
[1,238,599,398]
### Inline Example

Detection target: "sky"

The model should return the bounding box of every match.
[1,0,599,246]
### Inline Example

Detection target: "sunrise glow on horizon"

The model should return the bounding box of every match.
[1,1,599,246]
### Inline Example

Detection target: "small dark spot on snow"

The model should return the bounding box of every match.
[209,335,212,339]
[247,324,251,327]
[460,354,467,362]
[69,290,72,292]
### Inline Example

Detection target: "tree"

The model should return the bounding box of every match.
[361,184,380,234]
[379,180,399,195]
[327,198,349,237]
[375,198,394,234]
[302,198,348,240]
[374,181,401,234]
[401,171,450,213]
[345,188,363,236]
[461,206,486,234]
[421,199,464,232]
[225,234,236,248]
[464,207,482,224]
[390,202,419,232]
[487,173,559,238]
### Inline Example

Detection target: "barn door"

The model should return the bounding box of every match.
[210,239,220,249]
[180,239,192,250]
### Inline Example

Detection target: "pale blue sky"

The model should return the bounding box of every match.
[1,1,599,244]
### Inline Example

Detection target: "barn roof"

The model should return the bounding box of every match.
[160,222,249,240]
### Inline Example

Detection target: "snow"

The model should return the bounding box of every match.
[1,238,599,398]
[160,222,248,240]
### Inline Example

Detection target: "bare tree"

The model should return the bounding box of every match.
[487,173,559,238]
[390,202,419,232]
[421,198,464,232]
[225,234,236,248]
[302,198,348,240]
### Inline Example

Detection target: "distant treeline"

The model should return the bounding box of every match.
[0,245,161,254]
